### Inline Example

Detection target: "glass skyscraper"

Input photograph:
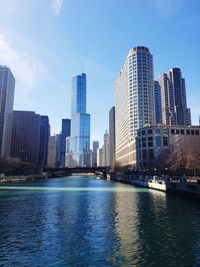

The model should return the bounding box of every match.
[66,73,91,167]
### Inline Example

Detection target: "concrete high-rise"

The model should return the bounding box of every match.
[92,141,99,166]
[10,111,40,163]
[158,68,191,126]
[115,46,154,166]
[39,116,50,166]
[0,66,15,157]
[97,147,104,167]
[109,107,116,169]
[154,81,162,124]
[60,119,71,166]
[104,130,110,167]
[66,73,91,167]
[47,136,56,167]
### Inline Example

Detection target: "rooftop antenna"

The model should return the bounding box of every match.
[83,63,85,74]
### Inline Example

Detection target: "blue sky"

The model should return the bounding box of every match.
[0,0,199,146]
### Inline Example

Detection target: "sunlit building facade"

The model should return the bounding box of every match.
[115,46,154,167]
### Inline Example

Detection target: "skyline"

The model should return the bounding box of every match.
[0,0,200,145]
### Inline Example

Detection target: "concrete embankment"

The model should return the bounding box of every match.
[0,174,48,184]
[110,173,200,199]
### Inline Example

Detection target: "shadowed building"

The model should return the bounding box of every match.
[0,66,15,157]
[158,68,191,126]
[60,119,71,167]
[92,141,99,166]
[39,116,50,166]
[10,111,40,163]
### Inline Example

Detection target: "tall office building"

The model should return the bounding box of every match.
[0,66,15,157]
[109,107,116,169]
[97,147,104,167]
[47,136,56,167]
[104,130,110,167]
[39,116,50,166]
[55,134,61,167]
[10,111,40,163]
[60,119,71,166]
[154,81,162,124]
[158,68,191,126]
[115,46,154,166]
[92,141,99,166]
[66,73,91,167]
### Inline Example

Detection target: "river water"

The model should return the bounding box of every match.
[0,176,200,266]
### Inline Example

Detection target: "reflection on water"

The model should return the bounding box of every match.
[0,176,200,266]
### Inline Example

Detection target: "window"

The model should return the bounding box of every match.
[186,130,190,135]
[196,130,199,135]
[142,130,146,135]
[148,129,152,134]
[163,137,168,147]
[176,129,179,134]
[156,128,161,134]
[142,150,147,160]
[149,149,154,159]
[181,129,184,135]
[171,129,175,134]
[155,136,161,147]
[191,130,195,135]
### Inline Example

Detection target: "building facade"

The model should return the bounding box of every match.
[115,46,154,167]
[60,118,71,167]
[158,68,191,126]
[97,147,104,167]
[66,73,91,167]
[137,125,200,170]
[47,136,56,167]
[0,66,15,157]
[92,141,99,166]
[154,81,162,124]
[104,130,110,167]
[10,111,40,163]
[109,107,116,170]
[39,115,50,166]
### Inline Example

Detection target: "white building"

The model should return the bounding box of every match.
[115,46,154,167]
[97,147,104,167]
[104,130,110,167]
[0,66,15,157]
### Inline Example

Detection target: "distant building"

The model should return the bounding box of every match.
[10,111,40,163]
[104,130,110,167]
[0,66,15,157]
[137,125,200,170]
[97,147,104,167]
[92,141,99,166]
[60,119,71,167]
[47,136,56,167]
[55,134,61,167]
[109,107,115,169]
[66,73,91,167]
[154,81,162,124]
[115,46,154,167]
[158,68,191,126]
[39,116,50,166]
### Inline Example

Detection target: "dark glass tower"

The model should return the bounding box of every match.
[39,116,50,166]
[60,118,71,166]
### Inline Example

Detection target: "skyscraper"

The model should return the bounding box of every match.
[47,136,56,167]
[92,141,99,166]
[39,116,50,166]
[115,46,154,166]
[158,68,191,126]
[154,81,162,124]
[10,111,40,163]
[60,119,71,166]
[104,130,110,167]
[66,73,91,167]
[0,66,15,157]
[55,133,61,167]
[109,107,116,169]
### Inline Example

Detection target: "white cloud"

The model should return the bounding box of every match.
[151,0,183,17]
[0,33,52,104]
[51,0,63,16]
